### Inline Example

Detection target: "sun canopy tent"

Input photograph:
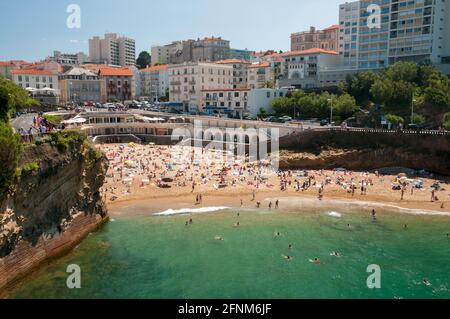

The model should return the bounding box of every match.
[62,117,87,124]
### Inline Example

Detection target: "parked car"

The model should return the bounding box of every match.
[320,119,329,126]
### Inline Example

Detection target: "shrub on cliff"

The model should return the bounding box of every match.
[0,76,39,122]
[0,122,22,193]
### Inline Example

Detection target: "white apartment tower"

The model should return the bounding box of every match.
[89,33,136,67]
[339,0,450,73]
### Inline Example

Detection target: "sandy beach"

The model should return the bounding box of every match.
[99,143,450,217]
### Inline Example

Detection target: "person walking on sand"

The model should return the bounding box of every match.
[401,187,405,201]
[252,190,256,201]
[275,200,279,209]
[269,202,272,210]
[431,189,435,202]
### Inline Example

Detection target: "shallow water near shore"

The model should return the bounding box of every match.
[7,207,450,299]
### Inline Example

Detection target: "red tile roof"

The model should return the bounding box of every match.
[216,59,250,64]
[141,64,169,72]
[281,48,339,57]
[99,67,133,77]
[11,69,55,76]
[323,24,340,31]
[248,61,270,69]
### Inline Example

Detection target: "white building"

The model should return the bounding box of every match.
[200,88,289,118]
[12,69,59,91]
[247,88,289,119]
[89,33,136,67]
[202,88,250,118]
[140,64,169,102]
[169,62,233,113]
[47,51,89,67]
[151,41,183,66]
[339,0,450,74]
[279,48,340,89]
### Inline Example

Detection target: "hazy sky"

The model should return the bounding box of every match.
[0,0,343,61]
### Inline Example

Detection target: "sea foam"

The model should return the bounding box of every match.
[154,206,230,216]
[327,211,342,218]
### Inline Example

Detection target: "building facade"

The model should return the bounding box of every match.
[151,41,183,66]
[47,51,90,67]
[216,59,250,89]
[12,69,59,91]
[140,64,169,102]
[99,67,134,102]
[201,88,250,118]
[168,62,233,113]
[291,25,340,51]
[247,88,289,118]
[247,62,272,89]
[279,48,341,89]
[339,0,450,73]
[59,67,102,104]
[89,33,136,67]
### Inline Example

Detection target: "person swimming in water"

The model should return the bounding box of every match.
[215,236,224,241]
[233,222,240,228]
[371,209,376,220]
[288,244,293,250]
[422,279,432,286]
[330,251,341,257]
[313,258,321,265]
[404,224,408,230]
[283,255,293,261]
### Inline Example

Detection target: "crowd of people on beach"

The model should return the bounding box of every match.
[99,143,449,212]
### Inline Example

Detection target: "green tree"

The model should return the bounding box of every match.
[136,51,151,69]
[0,122,22,193]
[334,93,359,120]
[385,114,404,126]
[411,113,425,125]
[0,76,39,121]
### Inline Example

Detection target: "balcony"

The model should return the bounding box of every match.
[170,81,181,85]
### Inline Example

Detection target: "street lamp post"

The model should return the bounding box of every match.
[411,95,417,125]
[328,98,333,126]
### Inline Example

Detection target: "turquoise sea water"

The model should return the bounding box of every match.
[7,209,450,299]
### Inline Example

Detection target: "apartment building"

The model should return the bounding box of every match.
[291,25,340,51]
[99,67,134,102]
[168,62,233,113]
[339,0,450,73]
[247,62,272,89]
[229,48,253,61]
[59,67,102,104]
[279,48,341,89]
[89,33,136,67]
[151,41,183,66]
[202,88,250,118]
[11,68,60,104]
[216,59,250,89]
[140,64,169,102]
[47,51,90,67]
[12,69,59,91]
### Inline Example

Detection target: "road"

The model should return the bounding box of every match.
[11,113,37,132]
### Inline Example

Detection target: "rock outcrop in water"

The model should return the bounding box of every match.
[0,138,108,290]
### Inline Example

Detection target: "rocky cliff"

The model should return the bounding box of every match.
[0,137,108,290]
[279,130,450,175]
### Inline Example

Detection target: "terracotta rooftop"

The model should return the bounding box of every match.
[99,67,133,77]
[248,61,270,69]
[11,69,55,76]
[281,48,339,57]
[141,64,169,72]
